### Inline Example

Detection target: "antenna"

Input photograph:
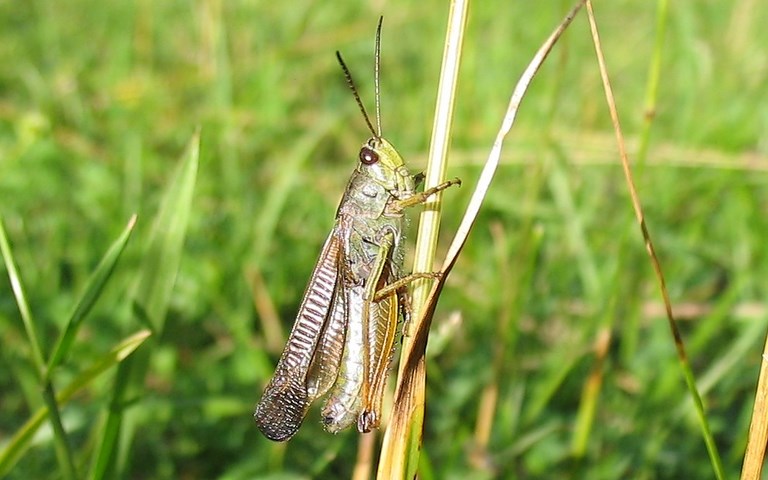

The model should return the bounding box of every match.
[336,51,378,139]
[335,17,385,140]
[374,16,383,138]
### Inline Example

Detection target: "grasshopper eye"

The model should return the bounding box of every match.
[359,146,379,165]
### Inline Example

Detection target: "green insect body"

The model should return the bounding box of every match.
[253,19,459,442]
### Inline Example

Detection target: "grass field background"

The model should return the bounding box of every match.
[1,0,767,478]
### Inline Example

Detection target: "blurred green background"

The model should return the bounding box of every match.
[1,0,767,478]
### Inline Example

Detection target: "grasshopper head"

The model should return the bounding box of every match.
[336,20,414,195]
[357,137,414,194]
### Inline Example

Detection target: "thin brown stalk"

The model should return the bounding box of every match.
[247,268,284,353]
[352,432,377,480]
[585,2,725,478]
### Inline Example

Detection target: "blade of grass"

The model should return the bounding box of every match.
[380,3,586,478]
[0,219,46,376]
[377,0,469,477]
[635,0,670,169]
[584,2,725,478]
[352,432,376,480]
[0,219,78,479]
[133,131,200,332]
[90,131,199,480]
[247,268,284,353]
[46,214,138,375]
[0,330,152,477]
[740,335,768,479]
[571,325,612,455]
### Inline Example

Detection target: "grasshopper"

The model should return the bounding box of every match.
[254,18,460,442]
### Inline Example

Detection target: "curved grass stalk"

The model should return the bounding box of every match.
[584,2,725,478]
[378,2,586,477]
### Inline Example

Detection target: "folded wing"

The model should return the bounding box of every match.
[254,231,345,441]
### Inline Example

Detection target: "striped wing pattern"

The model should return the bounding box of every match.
[305,272,348,400]
[254,231,343,441]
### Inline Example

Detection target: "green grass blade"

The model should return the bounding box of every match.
[46,215,138,374]
[635,0,669,168]
[133,131,200,331]
[90,131,199,480]
[584,2,725,477]
[0,330,151,477]
[0,218,79,479]
[40,383,78,480]
[0,218,46,376]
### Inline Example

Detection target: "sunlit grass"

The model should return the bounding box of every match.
[1,0,767,478]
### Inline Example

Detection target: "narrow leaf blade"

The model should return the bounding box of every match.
[0,330,151,477]
[47,215,138,373]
